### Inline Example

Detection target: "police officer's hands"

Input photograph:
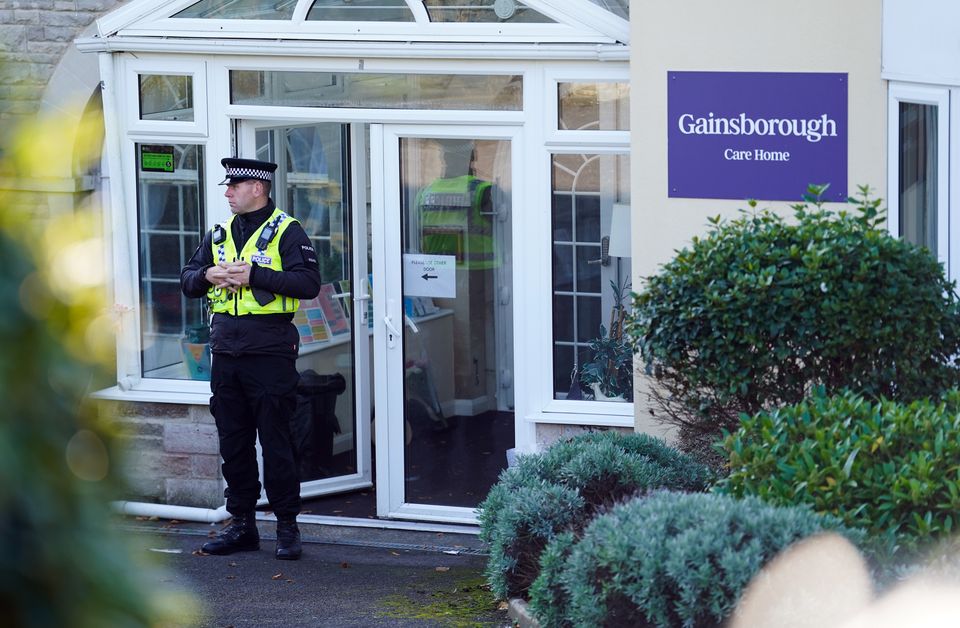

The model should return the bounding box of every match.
[205,261,251,292]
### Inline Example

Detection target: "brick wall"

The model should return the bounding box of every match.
[102,400,225,509]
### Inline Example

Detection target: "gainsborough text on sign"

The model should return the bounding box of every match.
[667,72,847,202]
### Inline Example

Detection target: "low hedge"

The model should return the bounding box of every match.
[529,491,861,627]
[479,432,712,599]
[716,389,960,559]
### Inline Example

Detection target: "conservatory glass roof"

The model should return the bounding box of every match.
[90,0,629,46]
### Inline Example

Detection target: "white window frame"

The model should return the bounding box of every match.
[544,65,631,146]
[112,131,213,400]
[124,57,208,137]
[98,0,617,44]
[887,82,950,272]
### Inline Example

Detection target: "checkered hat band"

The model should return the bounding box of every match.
[226,166,273,181]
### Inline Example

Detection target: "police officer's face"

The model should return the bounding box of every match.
[224,179,264,215]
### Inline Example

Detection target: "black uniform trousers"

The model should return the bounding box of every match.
[210,353,301,520]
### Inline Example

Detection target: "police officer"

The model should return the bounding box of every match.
[180,157,322,560]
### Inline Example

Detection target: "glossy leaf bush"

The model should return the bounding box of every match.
[627,185,960,458]
[529,492,860,627]
[478,431,713,599]
[716,389,960,558]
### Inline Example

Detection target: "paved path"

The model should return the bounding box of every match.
[126,518,511,627]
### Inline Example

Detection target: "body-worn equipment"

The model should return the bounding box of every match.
[207,207,301,314]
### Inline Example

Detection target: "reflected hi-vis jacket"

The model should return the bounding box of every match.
[208,208,300,315]
[418,175,496,270]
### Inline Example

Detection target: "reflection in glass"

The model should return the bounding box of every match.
[231,70,522,111]
[558,82,629,131]
[423,0,553,23]
[583,0,628,19]
[399,136,514,508]
[173,0,297,19]
[551,153,632,402]
[136,143,206,380]
[307,0,414,21]
[254,123,359,483]
[899,102,937,255]
[139,74,193,122]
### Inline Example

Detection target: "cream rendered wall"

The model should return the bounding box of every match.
[629,0,886,434]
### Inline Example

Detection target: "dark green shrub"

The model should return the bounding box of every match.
[716,389,960,559]
[531,491,861,628]
[478,432,713,599]
[627,185,960,457]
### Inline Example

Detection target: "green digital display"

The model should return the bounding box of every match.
[140,145,175,172]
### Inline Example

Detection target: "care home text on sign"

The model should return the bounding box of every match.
[667,72,848,202]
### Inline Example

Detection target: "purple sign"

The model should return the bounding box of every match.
[668,72,847,202]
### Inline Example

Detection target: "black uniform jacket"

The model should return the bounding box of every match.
[180,200,322,358]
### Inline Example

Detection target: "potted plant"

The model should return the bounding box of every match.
[579,279,633,401]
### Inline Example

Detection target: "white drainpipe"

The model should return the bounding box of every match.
[113,501,231,523]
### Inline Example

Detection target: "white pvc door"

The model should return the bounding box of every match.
[372,124,518,523]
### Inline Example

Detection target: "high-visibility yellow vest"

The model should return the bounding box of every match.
[418,175,497,270]
[207,208,300,315]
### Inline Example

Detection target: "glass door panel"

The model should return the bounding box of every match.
[377,126,515,522]
[239,121,372,502]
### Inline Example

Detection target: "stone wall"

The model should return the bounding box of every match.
[102,400,224,509]
[0,0,125,139]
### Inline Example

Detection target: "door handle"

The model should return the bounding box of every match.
[354,291,370,324]
[404,314,420,334]
[384,314,401,349]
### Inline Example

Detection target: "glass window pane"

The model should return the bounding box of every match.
[307,0,414,21]
[147,234,183,279]
[583,0,628,19]
[398,135,514,509]
[553,294,574,342]
[553,193,572,242]
[899,102,937,255]
[136,143,206,380]
[139,74,194,122]
[559,81,629,131]
[231,70,522,111]
[423,0,554,23]
[552,244,573,292]
[575,245,601,293]
[174,0,297,19]
[577,295,602,340]
[553,345,574,396]
[246,122,361,484]
[575,193,601,242]
[551,152,632,402]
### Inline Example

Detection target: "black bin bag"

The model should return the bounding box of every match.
[290,370,347,480]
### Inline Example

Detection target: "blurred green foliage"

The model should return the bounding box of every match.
[0,113,191,626]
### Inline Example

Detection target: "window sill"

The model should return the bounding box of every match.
[90,385,211,406]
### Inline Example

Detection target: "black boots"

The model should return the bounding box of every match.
[275,518,302,561]
[201,512,260,555]
[201,513,300,560]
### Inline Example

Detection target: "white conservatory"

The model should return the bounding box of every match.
[80,0,631,526]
